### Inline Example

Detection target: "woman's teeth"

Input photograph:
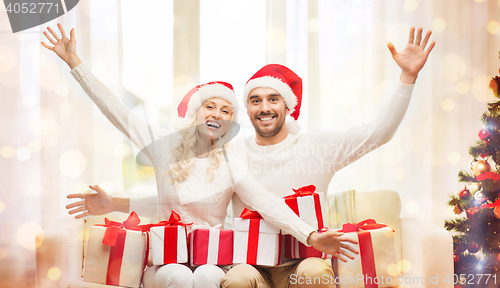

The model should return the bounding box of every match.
[206,120,221,129]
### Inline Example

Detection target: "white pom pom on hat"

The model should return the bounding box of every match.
[242,64,303,134]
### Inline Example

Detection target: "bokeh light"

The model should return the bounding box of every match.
[474,0,485,2]
[28,139,42,152]
[398,259,412,273]
[74,182,89,193]
[448,152,461,164]
[487,21,500,34]
[387,263,400,276]
[99,181,114,194]
[0,201,4,213]
[440,54,466,82]
[432,18,446,32]
[473,75,496,103]
[266,28,286,55]
[405,200,420,215]
[17,221,42,250]
[60,150,87,178]
[393,167,407,180]
[55,82,70,97]
[47,267,61,281]
[441,99,454,111]
[404,0,418,12]
[16,147,31,161]
[456,81,470,94]
[308,18,320,33]
[1,145,15,158]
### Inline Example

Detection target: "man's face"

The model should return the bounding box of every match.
[247,87,289,138]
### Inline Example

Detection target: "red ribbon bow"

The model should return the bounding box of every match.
[340,219,389,233]
[285,185,317,199]
[97,211,142,247]
[240,208,263,219]
[481,199,500,209]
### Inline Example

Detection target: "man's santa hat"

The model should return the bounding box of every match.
[242,64,302,134]
[177,81,238,123]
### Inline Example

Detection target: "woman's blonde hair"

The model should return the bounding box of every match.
[167,103,234,185]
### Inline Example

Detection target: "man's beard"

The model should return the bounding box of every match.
[252,113,286,138]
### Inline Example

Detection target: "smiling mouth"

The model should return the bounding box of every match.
[206,120,221,130]
[257,115,276,124]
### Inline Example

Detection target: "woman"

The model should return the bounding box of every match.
[41,24,358,288]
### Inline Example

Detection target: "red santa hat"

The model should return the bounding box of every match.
[242,64,302,134]
[177,81,238,123]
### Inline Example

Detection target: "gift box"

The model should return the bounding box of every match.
[285,228,332,259]
[233,209,281,266]
[188,224,233,266]
[149,211,191,266]
[332,219,398,288]
[284,185,325,230]
[83,212,148,288]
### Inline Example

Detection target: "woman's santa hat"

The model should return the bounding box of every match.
[177,81,238,123]
[242,64,302,134]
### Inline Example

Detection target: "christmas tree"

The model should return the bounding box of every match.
[444,70,500,287]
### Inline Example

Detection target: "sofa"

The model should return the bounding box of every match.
[35,190,453,288]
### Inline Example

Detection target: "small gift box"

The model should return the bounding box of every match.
[332,219,398,288]
[83,212,148,288]
[233,209,281,266]
[148,211,192,266]
[188,224,233,266]
[284,185,325,230]
[285,228,332,259]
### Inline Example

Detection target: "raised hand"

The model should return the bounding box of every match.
[308,230,359,262]
[66,185,115,219]
[387,27,436,84]
[41,23,81,69]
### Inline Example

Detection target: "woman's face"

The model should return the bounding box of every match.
[195,97,233,140]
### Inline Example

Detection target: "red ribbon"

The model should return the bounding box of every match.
[284,185,324,229]
[239,209,262,265]
[290,185,316,196]
[339,219,389,233]
[140,211,192,265]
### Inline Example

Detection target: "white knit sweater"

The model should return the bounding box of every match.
[70,63,315,245]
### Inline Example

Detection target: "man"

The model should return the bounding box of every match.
[221,26,435,288]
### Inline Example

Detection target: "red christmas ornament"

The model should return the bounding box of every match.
[478,129,492,140]
[453,253,459,262]
[459,188,471,200]
[455,243,467,253]
[468,243,479,253]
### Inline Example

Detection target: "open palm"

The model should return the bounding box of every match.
[387,27,435,76]
[41,23,77,64]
